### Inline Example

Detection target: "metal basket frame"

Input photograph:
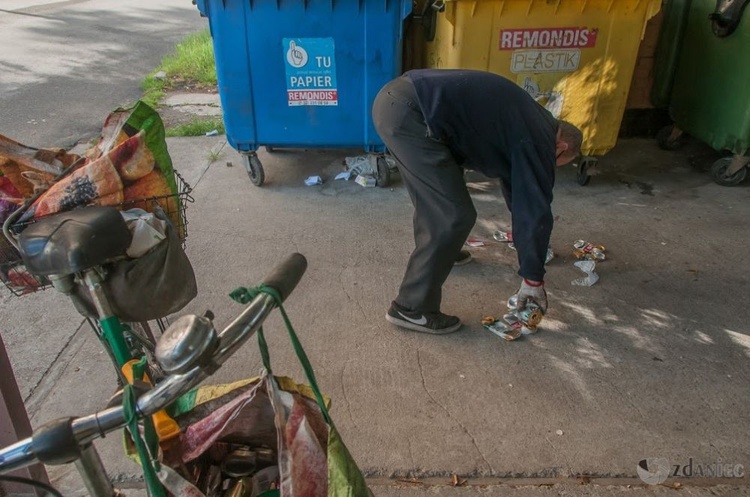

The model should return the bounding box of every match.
[1,168,193,297]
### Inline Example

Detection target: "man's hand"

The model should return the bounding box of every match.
[516,279,548,313]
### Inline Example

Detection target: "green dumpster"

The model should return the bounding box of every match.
[651,0,692,109]
[656,0,750,186]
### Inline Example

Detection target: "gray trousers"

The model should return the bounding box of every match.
[372,76,477,313]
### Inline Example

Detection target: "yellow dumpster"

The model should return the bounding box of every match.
[423,0,661,157]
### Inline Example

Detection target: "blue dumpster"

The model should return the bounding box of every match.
[195,0,412,186]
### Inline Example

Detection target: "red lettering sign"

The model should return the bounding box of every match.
[287,90,338,106]
[499,27,598,50]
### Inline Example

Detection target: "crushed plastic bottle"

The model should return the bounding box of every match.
[571,260,599,286]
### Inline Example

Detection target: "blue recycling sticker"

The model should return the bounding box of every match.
[283,37,338,106]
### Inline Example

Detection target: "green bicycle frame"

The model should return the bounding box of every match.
[83,271,165,497]
[99,316,133,367]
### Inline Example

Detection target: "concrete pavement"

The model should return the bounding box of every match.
[2,126,749,495]
[1,2,748,491]
[0,0,205,147]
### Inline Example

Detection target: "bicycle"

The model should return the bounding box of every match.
[0,252,308,496]
[2,173,194,448]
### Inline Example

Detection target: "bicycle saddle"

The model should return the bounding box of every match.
[18,206,132,276]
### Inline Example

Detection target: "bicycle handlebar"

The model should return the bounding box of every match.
[261,252,307,303]
[0,253,308,474]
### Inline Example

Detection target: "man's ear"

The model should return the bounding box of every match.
[558,141,569,152]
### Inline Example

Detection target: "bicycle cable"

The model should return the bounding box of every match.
[0,474,64,497]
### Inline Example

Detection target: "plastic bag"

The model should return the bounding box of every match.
[148,306,371,497]
[71,207,196,321]
[571,260,599,287]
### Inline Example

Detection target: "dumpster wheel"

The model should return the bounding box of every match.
[242,152,265,187]
[711,157,748,186]
[376,155,391,188]
[577,157,596,186]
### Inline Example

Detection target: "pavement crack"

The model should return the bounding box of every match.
[338,267,366,319]
[544,434,573,477]
[709,442,726,460]
[2,0,88,17]
[24,318,87,414]
[416,350,495,474]
[165,102,222,108]
[340,360,357,428]
[595,372,646,420]
[407,434,415,469]
[0,8,53,18]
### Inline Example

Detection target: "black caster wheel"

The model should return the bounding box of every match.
[577,157,596,186]
[376,155,391,187]
[242,153,265,186]
[711,157,748,186]
[656,125,685,151]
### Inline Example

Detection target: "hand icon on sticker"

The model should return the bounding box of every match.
[286,40,308,68]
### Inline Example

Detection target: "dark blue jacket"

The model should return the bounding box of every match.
[406,69,557,281]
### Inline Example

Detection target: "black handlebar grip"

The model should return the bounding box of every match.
[261,253,307,303]
[32,417,81,465]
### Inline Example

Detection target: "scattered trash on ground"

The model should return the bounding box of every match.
[450,475,467,487]
[573,240,606,261]
[571,260,599,286]
[205,129,219,136]
[483,317,523,341]
[304,175,323,186]
[226,161,233,168]
[465,238,486,247]
[337,156,378,186]
[355,174,376,188]
[571,240,605,286]
[344,155,375,176]
[556,430,564,436]
[483,295,544,342]
[153,70,167,80]
[493,230,512,242]
[396,479,425,487]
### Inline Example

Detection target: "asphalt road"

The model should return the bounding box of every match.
[0,0,206,148]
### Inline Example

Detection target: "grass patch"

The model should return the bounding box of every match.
[142,29,217,107]
[165,118,225,138]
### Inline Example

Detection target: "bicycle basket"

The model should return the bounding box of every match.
[1,171,193,297]
[1,101,193,297]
